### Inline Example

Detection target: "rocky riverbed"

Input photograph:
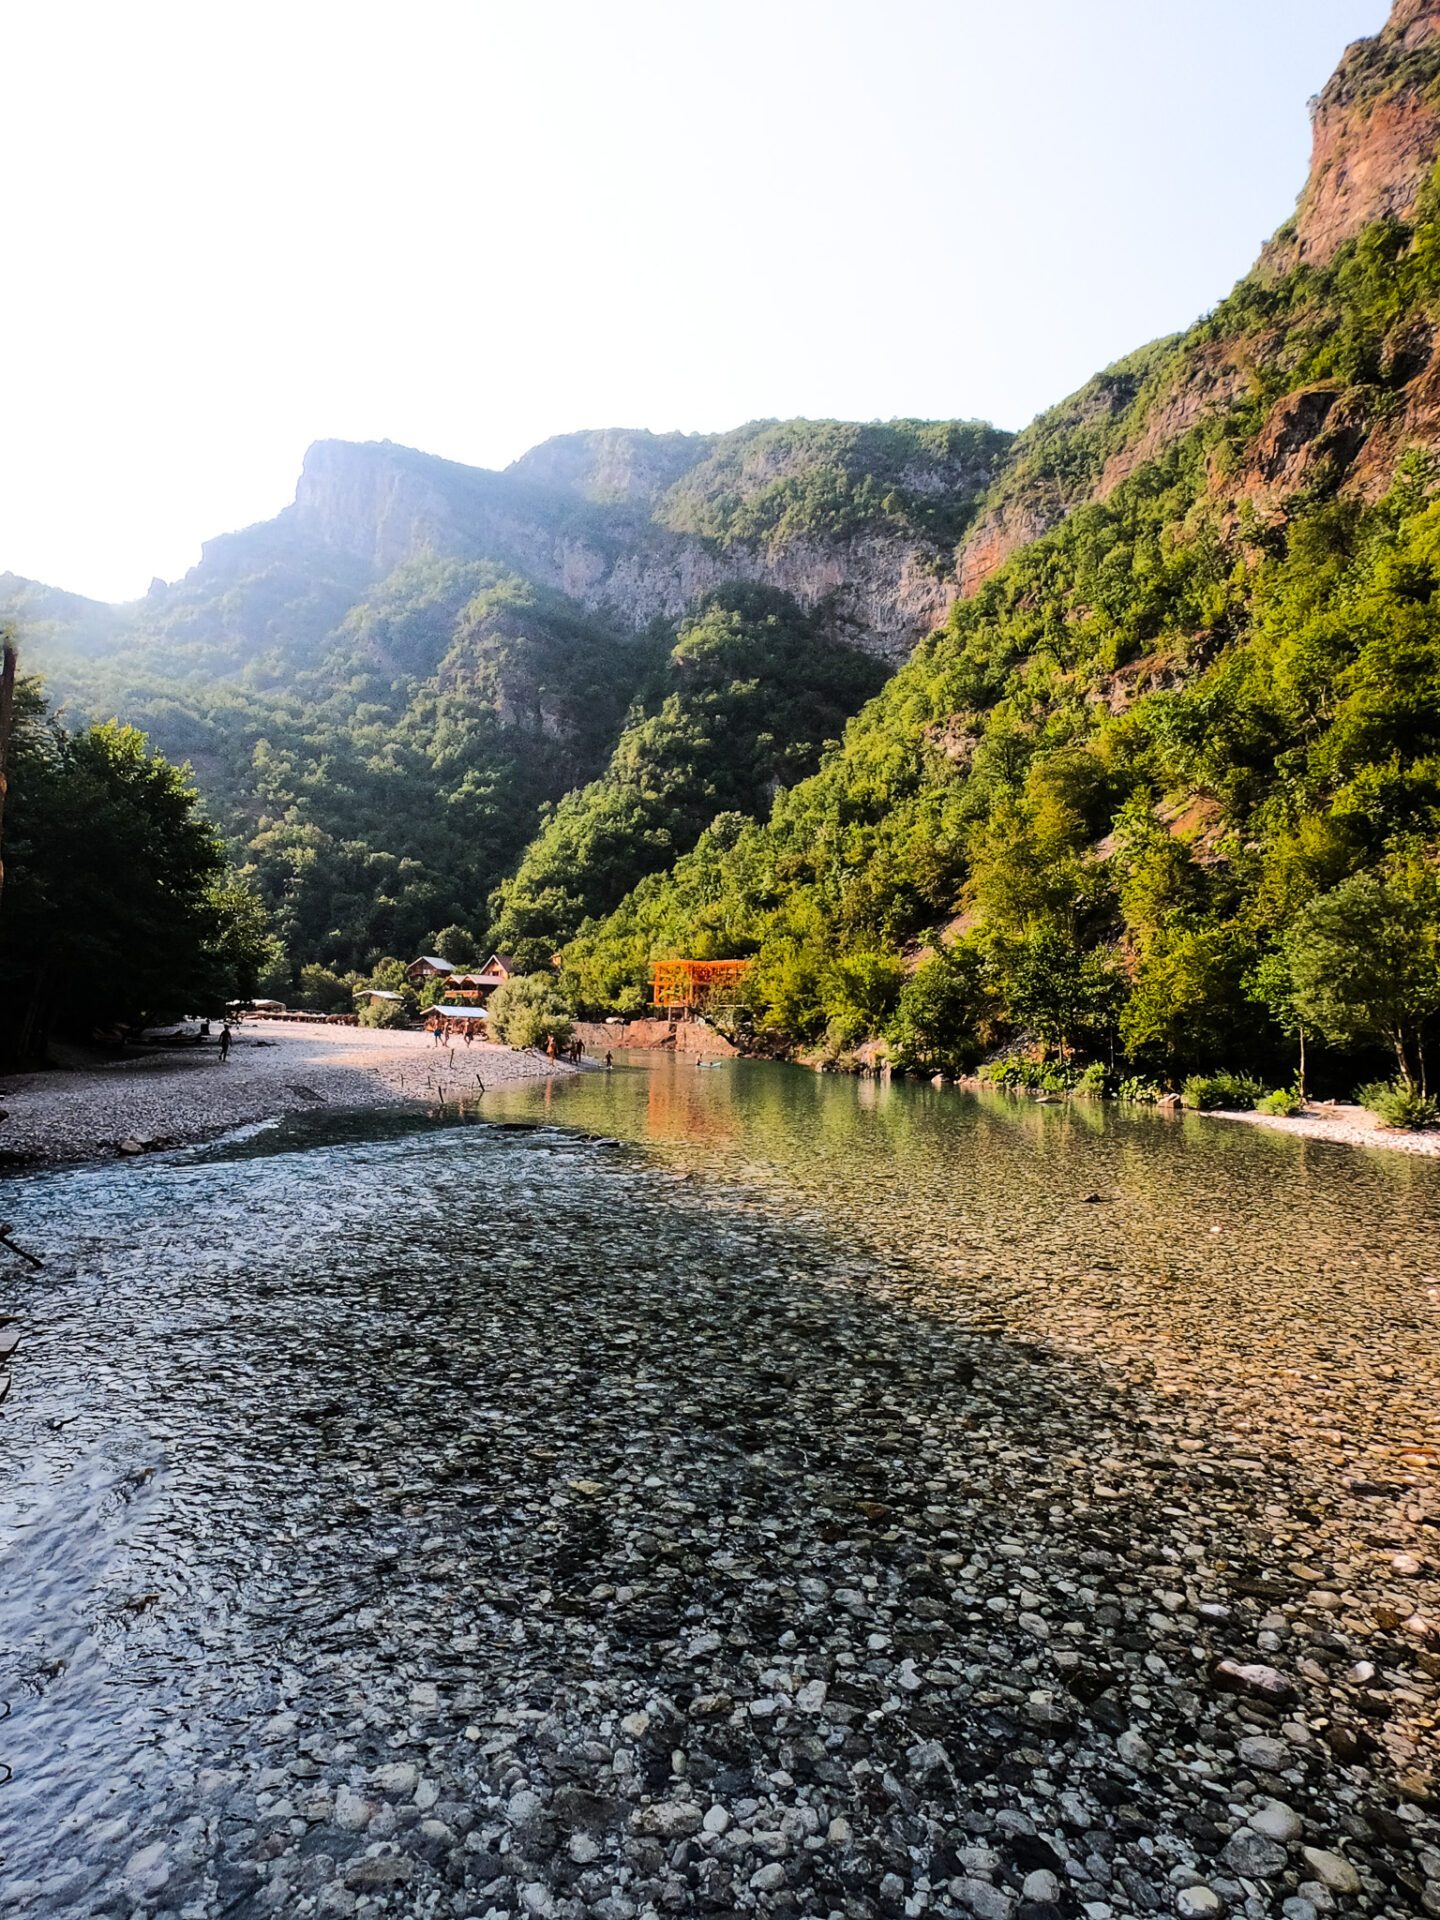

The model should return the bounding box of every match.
[0,1087,1436,1920]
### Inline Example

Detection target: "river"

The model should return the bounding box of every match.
[1,1058,1437,1920]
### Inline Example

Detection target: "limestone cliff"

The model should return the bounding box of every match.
[263,419,1006,665]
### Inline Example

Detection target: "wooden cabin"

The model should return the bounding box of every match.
[407,954,456,986]
[437,971,486,1003]
[469,954,517,1003]
[425,1005,490,1037]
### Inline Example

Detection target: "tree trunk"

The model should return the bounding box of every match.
[0,640,15,918]
[1394,1026,1414,1088]
[1297,1025,1307,1100]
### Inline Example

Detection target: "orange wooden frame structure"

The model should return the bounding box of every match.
[650,958,751,1011]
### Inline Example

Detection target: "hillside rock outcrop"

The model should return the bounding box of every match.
[1288,0,1440,268]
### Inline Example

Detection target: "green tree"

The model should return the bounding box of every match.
[358,995,411,1029]
[1118,922,1249,1073]
[886,944,993,1074]
[1245,946,1311,1095]
[486,972,574,1050]
[1003,926,1124,1064]
[1284,873,1440,1088]
[296,964,358,1013]
[0,694,275,1056]
[432,924,479,965]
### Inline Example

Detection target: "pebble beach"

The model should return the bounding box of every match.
[0,1023,574,1163]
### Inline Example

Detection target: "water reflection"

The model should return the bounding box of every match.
[0,1058,1435,1913]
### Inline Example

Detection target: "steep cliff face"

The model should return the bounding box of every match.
[1288,0,1440,267]
[215,419,1005,666]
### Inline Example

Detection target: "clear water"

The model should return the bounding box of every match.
[0,1058,1436,1913]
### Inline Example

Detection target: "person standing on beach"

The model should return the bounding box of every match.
[218,1024,232,1063]
[546,1033,556,1063]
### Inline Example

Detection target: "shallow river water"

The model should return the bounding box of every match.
[1,1060,1438,1920]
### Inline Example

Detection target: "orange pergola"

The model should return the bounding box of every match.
[650,958,751,1011]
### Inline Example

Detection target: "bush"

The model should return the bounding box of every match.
[1182,1071,1265,1111]
[358,996,410,1029]
[1256,1087,1304,1116]
[1117,1075,1163,1104]
[487,972,574,1050]
[979,1059,1074,1092]
[1073,1061,1112,1096]
[1357,1079,1440,1129]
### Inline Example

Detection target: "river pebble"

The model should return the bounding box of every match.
[0,1090,1436,1920]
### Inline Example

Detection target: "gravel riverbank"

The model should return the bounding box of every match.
[0,1023,574,1163]
[1202,1106,1440,1159]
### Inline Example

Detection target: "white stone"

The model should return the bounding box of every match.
[1117,1729,1153,1769]
[1176,1890,1222,1919]
[1249,1798,1302,1842]
[333,1785,371,1832]
[1300,1849,1360,1894]
[1022,1868,1060,1902]
[703,1804,731,1835]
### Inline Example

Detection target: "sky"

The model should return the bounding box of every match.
[1,0,1393,603]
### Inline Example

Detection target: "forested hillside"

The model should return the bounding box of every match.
[488,586,887,970]
[564,0,1440,1096]
[2,419,1000,982]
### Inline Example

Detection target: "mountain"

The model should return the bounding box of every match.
[563,0,1440,1089]
[9,0,1440,1068]
[3,419,1003,975]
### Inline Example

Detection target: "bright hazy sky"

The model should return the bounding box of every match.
[2,0,1391,602]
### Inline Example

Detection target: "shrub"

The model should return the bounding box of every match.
[1357,1079,1440,1129]
[487,972,574,1050]
[1256,1087,1304,1116]
[979,1059,1076,1093]
[1182,1071,1265,1110]
[1073,1061,1112,1096]
[1117,1075,1163,1104]
[358,996,410,1029]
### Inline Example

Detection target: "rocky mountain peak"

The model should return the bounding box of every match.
[1286,0,1440,267]
[504,428,711,505]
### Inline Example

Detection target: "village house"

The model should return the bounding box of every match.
[469,954,517,1004]
[406,955,455,987]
